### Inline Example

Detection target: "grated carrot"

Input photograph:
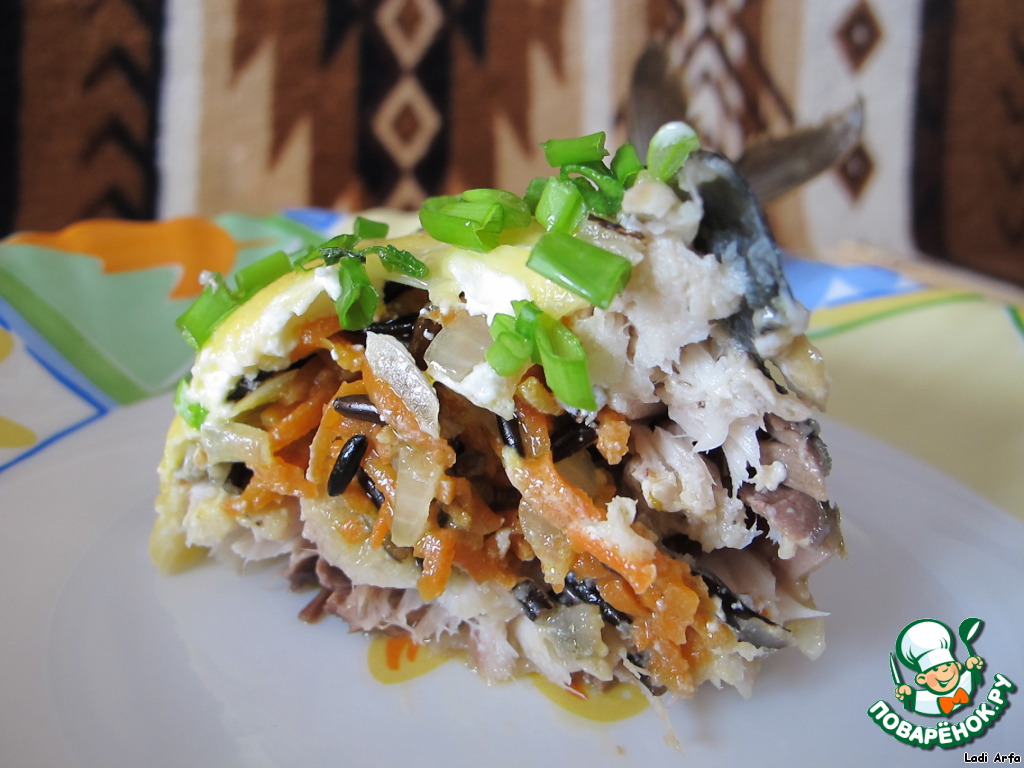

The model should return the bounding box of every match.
[504,451,657,593]
[291,314,342,361]
[415,528,457,600]
[515,397,552,458]
[307,378,374,493]
[267,366,342,451]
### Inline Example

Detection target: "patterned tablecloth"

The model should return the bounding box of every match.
[1,212,1021,522]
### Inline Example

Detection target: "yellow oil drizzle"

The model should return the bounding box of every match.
[531,675,649,722]
[367,634,449,684]
[365,634,648,722]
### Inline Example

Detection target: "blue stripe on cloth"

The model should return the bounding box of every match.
[781,254,921,311]
[0,296,112,474]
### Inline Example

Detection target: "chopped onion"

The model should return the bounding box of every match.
[423,312,493,381]
[228,369,300,417]
[364,332,440,438]
[390,444,443,547]
[200,421,271,466]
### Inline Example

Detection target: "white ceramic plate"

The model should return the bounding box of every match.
[1,396,1021,767]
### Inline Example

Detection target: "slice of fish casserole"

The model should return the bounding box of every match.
[152,126,842,699]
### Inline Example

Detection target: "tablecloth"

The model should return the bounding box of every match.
[1,212,1021,521]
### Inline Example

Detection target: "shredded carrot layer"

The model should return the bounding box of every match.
[415,529,457,601]
[505,450,656,593]
[291,315,343,361]
[213,306,722,697]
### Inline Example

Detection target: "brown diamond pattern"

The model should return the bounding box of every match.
[836,0,883,72]
[835,142,875,200]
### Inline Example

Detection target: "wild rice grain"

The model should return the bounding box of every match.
[328,434,369,497]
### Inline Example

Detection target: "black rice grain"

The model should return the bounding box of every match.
[328,435,369,497]
[332,393,382,424]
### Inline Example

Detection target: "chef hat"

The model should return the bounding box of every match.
[896,619,956,673]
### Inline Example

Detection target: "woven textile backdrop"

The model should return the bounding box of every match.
[2,0,1022,285]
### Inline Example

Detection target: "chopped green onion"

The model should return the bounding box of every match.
[535,176,586,234]
[461,188,532,230]
[489,312,516,341]
[541,132,608,167]
[322,233,362,249]
[175,277,238,351]
[318,233,363,265]
[353,216,389,239]
[419,207,501,251]
[232,250,292,302]
[487,300,544,366]
[420,189,535,251]
[444,200,505,232]
[173,377,208,429]
[289,244,321,269]
[485,301,596,409]
[534,314,596,411]
[611,142,643,188]
[527,232,632,309]
[335,258,379,330]
[647,121,700,182]
[487,312,533,376]
[365,244,429,279]
[565,175,616,217]
[510,299,543,340]
[561,162,624,215]
[486,330,533,376]
[523,177,548,213]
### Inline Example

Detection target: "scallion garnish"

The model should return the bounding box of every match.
[560,162,624,216]
[611,142,643,188]
[232,250,293,302]
[535,176,586,234]
[173,377,208,429]
[353,216,389,239]
[523,177,548,213]
[317,234,363,266]
[534,314,596,411]
[461,188,532,230]
[488,311,518,342]
[541,132,608,167]
[485,330,533,376]
[510,299,543,339]
[647,121,700,182]
[419,198,500,252]
[365,244,429,279]
[419,189,531,252]
[527,231,632,309]
[335,257,379,330]
[175,278,238,351]
[485,301,596,410]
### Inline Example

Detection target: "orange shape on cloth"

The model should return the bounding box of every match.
[7,217,236,299]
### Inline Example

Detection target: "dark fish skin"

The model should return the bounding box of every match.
[735,99,864,203]
[626,40,863,202]
[626,40,690,163]
[686,150,806,354]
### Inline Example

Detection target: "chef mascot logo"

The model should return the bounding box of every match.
[866,618,1017,751]
[894,618,983,717]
